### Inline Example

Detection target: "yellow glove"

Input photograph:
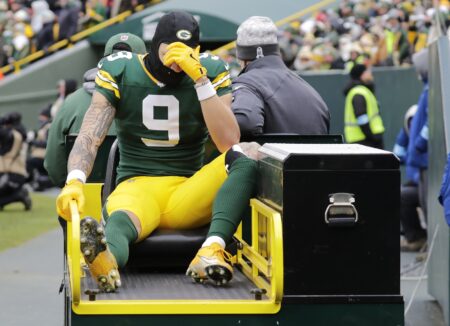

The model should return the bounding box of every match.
[56,179,85,221]
[163,42,207,82]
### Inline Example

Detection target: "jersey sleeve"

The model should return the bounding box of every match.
[95,52,129,107]
[200,53,232,97]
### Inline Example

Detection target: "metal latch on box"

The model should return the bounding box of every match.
[324,193,358,227]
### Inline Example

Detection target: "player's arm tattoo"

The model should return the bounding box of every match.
[68,92,116,176]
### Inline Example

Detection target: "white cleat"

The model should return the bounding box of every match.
[186,243,233,286]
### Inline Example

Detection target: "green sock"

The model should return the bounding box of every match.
[105,211,138,268]
[208,156,257,244]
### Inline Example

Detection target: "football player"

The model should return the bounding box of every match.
[56,11,258,292]
[45,32,147,188]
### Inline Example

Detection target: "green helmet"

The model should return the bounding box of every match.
[104,33,146,56]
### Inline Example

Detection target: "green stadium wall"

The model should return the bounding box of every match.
[0,45,422,152]
[0,41,100,130]
[300,66,423,151]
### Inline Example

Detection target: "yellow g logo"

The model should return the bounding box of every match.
[176,29,192,41]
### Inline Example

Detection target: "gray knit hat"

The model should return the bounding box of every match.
[236,16,280,60]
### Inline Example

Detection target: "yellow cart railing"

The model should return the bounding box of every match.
[67,188,284,315]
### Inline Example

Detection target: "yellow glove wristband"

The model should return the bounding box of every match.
[56,179,85,221]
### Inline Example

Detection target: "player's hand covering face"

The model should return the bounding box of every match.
[163,42,207,82]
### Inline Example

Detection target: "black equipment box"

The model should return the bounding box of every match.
[257,143,401,302]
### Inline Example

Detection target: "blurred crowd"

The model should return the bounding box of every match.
[0,0,150,68]
[221,0,450,77]
[0,78,77,209]
[3,0,449,74]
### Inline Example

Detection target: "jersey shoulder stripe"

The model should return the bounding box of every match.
[200,53,231,95]
[200,53,229,76]
[97,70,118,87]
[94,52,137,103]
[211,71,231,90]
[96,70,121,99]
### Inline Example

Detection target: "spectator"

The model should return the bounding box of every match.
[343,63,385,149]
[31,0,51,35]
[393,104,418,172]
[393,104,427,251]
[407,48,429,220]
[2,0,445,76]
[36,9,57,51]
[10,22,29,61]
[0,0,154,71]
[14,9,33,47]
[45,32,147,187]
[79,0,109,29]
[6,111,27,140]
[219,1,450,72]
[50,78,77,117]
[439,154,450,227]
[0,23,8,66]
[27,105,53,191]
[293,46,316,71]
[117,0,138,15]
[46,0,61,12]
[57,0,81,41]
[0,114,31,210]
[379,9,411,66]
[231,16,330,141]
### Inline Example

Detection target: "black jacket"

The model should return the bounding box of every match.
[232,55,330,140]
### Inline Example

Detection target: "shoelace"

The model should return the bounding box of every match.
[213,246,233,265]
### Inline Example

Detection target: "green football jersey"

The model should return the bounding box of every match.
[95,51,232,183]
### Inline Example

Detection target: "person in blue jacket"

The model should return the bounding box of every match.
[394,104,427,251]
[393,104,419,183]
[439,155,450,226]
[407,49,429,222]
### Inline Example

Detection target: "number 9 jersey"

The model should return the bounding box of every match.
[95,51,232,184]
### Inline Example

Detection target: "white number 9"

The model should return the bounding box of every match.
[141,95,180,147]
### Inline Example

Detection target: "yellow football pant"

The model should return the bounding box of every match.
[105,153,227,241]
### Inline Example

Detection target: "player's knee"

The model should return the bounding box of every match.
[225,145,246,172]
[237,142,261,160]
[225,145,258,176]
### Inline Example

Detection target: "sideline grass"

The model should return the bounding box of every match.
[0,192,58,252]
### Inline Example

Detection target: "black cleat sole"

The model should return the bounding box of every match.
[80,217,106,263]
[205,265,232,285]
[187,265,232,286]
